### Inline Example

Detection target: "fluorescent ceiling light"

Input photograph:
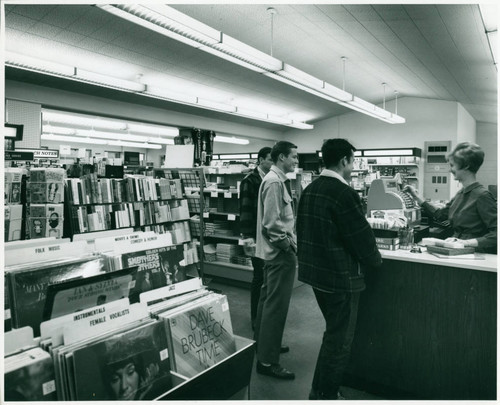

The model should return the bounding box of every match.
[97,4,403,124]
[215,135,249,145]
[479,4,498,32]
[216,153,252,159]
[211,33,282,71]
[126,123,178,137]
[145,85,198,104]
[354,151,363,157]
[199,45,268,73]
[5,51,75,77]
[41,133,107,145]
[267,114,292,125]
[235,107,268,120]
[107,140,162,149]
[43,125,75,135]
[264,72,353,105]
[43,111,127,131]
[363,149,414,157]
[348,97,392,119]
[291,121,314,130]
[197,98,236,113]
[76,68,145,92]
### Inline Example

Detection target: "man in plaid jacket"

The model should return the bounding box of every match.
[239,147,272,329]
[296,138,382,400]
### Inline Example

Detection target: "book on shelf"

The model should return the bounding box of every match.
[28,203,64,239]
[4,346,57,401]
[34,182,65,204]
[5,167,25,204]
[160,293,236,378]
[5,255,106,336]
[4,204,23,241]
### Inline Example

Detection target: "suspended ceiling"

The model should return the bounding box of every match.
[3,3,498,131]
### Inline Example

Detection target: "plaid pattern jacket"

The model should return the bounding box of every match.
[297,175,382,292]
[239,167,262,238]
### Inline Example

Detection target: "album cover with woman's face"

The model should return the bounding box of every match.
[72,320,172,401]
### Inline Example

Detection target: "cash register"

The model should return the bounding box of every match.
[367,178,421,225]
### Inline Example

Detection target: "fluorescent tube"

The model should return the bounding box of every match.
[76,68,146,92]
[5,51,75,77]
[215,136,249,145]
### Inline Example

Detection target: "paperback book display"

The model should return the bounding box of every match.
[27,168,65,204]
[5,167,25,204]
[5,204,23,242]
[66,174,190,236]
[28,204,64,239]
[5,168,27,241]
[160,293,237,378]
[66,175,183,205]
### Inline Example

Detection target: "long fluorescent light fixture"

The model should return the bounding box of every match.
[7,50,312,130]
[479,4,498,66]
[41,133,162,149]
[215,135,249,145]
[97,4,404,124]
[76,68,146,92]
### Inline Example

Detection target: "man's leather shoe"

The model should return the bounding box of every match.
[280,345,290,354]
[256,361,295,380]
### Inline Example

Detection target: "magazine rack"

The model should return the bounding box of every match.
[158,335,255,400]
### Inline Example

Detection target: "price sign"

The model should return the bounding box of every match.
[227,214,236,221]
[224,191,232,199]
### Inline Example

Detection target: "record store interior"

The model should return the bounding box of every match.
[2,2,498,403]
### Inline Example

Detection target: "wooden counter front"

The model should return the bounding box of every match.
[344,252,497,400]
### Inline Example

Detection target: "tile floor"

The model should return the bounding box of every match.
[208,278,383,401]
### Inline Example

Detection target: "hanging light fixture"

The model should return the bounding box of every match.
[97,4,405,124]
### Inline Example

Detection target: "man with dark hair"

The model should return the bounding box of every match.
[297,138,382,399]
[239,146,273,330]
[254,140,298,380]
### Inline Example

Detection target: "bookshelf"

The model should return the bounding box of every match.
[197,171,254,283]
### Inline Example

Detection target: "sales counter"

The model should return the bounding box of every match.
[345,249,497,400]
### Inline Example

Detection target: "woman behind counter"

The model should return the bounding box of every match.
[405,142,497,254]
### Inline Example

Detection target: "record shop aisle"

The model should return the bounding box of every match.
[209,279,382,401]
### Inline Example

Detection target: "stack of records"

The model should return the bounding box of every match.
[216,243,244,263]
[51,317,173,400]
[5,256,105,336]
[230,255,253,267]
[211,220,233,236]
[203,244,217,262]
[158,293,237,378]
[5,346,57,401]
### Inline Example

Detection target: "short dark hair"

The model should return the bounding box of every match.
[271,141,297,163]
[448,142,484,173]
[321,138,356,168]
[257,146,272,163]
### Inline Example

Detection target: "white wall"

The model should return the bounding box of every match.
[476,122,498,188]
[285,97,461,153]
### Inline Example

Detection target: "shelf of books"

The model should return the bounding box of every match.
[3,230,255,401]
[189,170,255,284]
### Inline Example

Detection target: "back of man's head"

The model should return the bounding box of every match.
[321,138,356,168]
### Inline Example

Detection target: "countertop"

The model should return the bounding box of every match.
[380,248,497,272]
